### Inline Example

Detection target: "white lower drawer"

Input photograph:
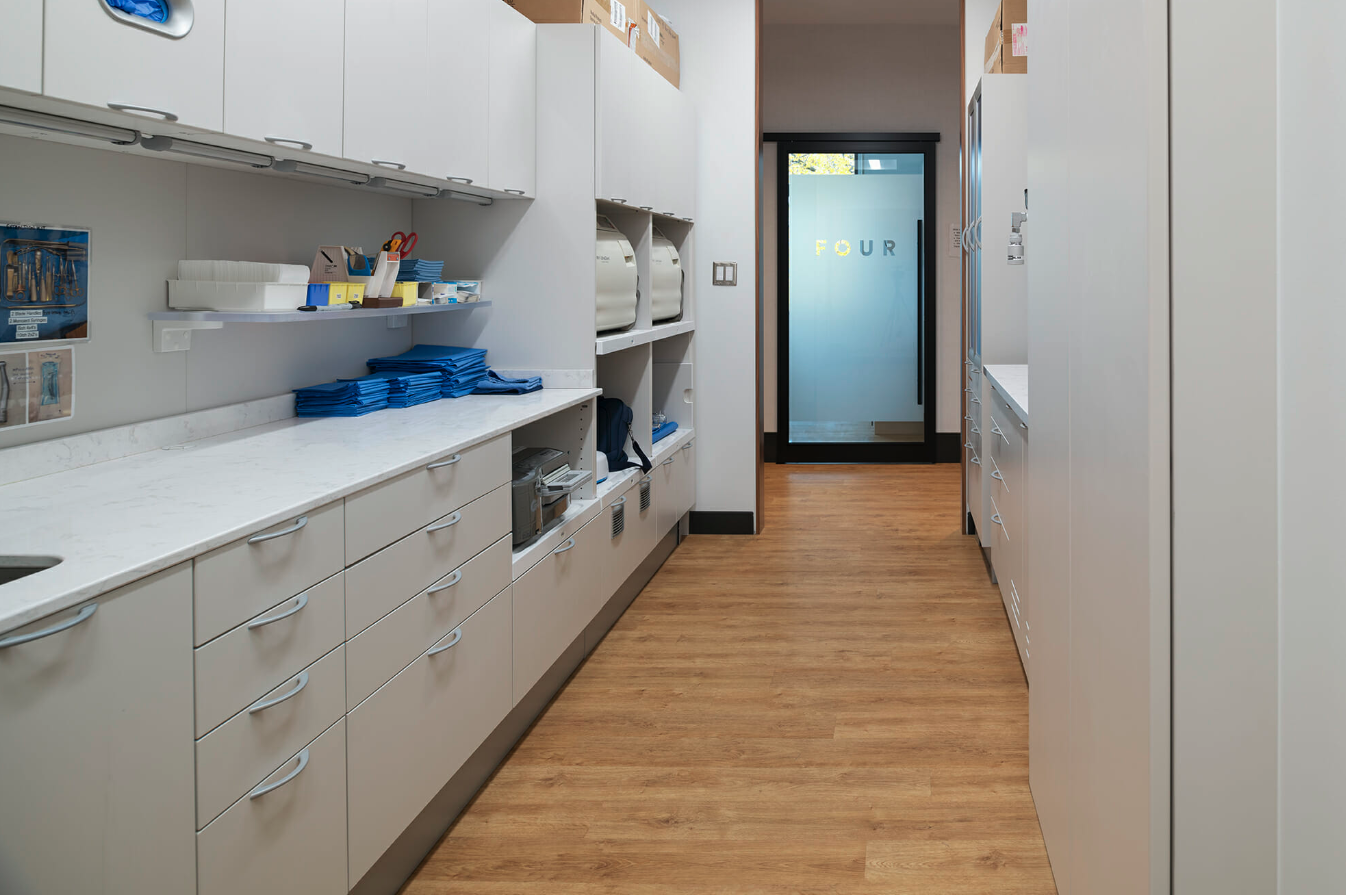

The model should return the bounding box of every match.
[346,535,512,710]
[346,590,512,887]
[601,476,657,607]
[197,718,348,895]
[194,572,345,737]
[195,645,346,830]
[345,484,511,637]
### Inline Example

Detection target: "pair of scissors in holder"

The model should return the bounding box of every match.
[382,231,418,257]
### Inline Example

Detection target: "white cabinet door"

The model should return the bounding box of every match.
[224,0,345,158]
[344,0,430,174]
[44,0,226,132]
[512,515,602,703]
[0,565,196,895]
[487,0,537,196]
[427,0,491,188]
[673,93,697,220]
[596,34,640,207]
[653,451,679,538]
[346,591,512,886]
[0,0,42,93]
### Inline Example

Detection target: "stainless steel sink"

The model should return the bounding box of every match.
[0,556,62,586]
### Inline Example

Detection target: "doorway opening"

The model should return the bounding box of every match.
[769,134,939,463]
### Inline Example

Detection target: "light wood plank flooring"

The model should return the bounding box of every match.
[402,464,1057,894]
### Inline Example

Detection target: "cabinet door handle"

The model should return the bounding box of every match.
[964,415,974,422]
[610,197,628,204]
[247,592,309,630]
[639,205,654,211]
[428,627,463,656]
[248,671,309,714]
[992,423,1004,437]
[682,443,693,451]
[427,512,463,534]
[992,470,1004,482]
[612,495,627,508]
[641,475,653,485]
[0,603,97,650]
[249,749,309,800]
[969,456,982,466]
[662,458,675,467]
[372,159,407,170]
[964,442,975,451]
[427,453,462,470]
[553,537,576,556]
[505,189,527,196]
[993,513,1005,529]
[248,515,309,545]
[970,396,981,405]
[446,176,474,185]
[1021,422,1028,430]
[265,136,313,151]
[107,102,178,121]
[428,569,463,594]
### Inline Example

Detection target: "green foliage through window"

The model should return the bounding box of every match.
[789,153,856,176]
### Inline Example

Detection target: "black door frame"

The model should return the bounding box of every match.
[768,132,941,464]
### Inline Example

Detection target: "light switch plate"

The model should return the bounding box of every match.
[712,262,738,286]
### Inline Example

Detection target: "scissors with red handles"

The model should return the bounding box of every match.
[382,231,418,257]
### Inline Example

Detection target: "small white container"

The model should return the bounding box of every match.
[168,281,309,312]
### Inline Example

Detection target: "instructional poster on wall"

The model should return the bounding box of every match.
[0,347,75,430]
[1,222,90,345]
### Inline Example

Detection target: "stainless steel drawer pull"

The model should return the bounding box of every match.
[964,442,975,450]
[969,457,982,466]
[993,513,1005,528]
[992,424,1004,437]
[970,396,981,405]
[505,189,527,196]
[428,570,464,594]
[0,603,97,650]
[265,136,313,150]
[371,159,407,170]
[682,443,693,451]
[1021,422,1028,430]
[641,475,653,485]
[992,470,1004,482]
[248,515,309,545]
[108,102,178,121]
[963,415,974,422]
[427,512,463,533]
[249,749,309,800]
[248,671,310,715]
[662,210,676,216]
[662,458,675,467]
[610,197,628,204]
[428,627,463,656]
[427,454,462,470]
[247,592,309,630]
[612,495,627,507]
[447,176,474,185]
[553,538,576,556]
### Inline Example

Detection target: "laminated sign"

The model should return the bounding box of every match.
[1,222,91,345]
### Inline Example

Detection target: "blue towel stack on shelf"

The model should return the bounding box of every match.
[396,260,444,282]
[293,377,390,417]
[358,370,443,408]
[367,345,491,398]
[472,371,544,396]
[653,420,679,443]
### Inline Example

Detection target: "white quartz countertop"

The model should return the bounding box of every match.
[983,365,1028,425]
[0,389,600,634]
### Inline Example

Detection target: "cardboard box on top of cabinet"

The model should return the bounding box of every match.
[506,0,633,44]
[633,1,680,88]
[984,0,1027,74]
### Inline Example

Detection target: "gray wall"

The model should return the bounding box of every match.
[761,24,963,435]
[0,134,418,450]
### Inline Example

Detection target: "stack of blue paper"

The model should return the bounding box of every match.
[293,377,390,417]
[367,345,491,399]
[473,371,543,396]
[397,260,444,282]
[355,370,442,408]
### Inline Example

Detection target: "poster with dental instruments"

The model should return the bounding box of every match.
[1,222,91,345]
[0,347,75,430]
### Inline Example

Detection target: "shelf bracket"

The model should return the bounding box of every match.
[154,319,224,353]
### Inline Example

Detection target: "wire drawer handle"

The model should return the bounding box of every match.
[427,454,462,470]
[248,592,309,630]
[248,515,308,545]
[250,749,310,800]
[0,603,97,650]
[428,570,464,594]
[428,512,463,533]
[428,627,463,656]
[553,538,576,556]
[248,671,310,714]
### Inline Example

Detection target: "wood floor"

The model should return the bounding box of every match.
[402,464,1057,894]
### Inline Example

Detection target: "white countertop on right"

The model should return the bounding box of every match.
[983,364,1028,425]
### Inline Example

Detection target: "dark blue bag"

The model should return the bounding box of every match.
[598,397,652,473]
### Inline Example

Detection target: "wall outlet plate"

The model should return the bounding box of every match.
[712,262,738,286]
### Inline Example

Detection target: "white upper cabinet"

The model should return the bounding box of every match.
[344,0,432,175]
[596,35,641,208]
[44,0,226,132]
[224,0,346,159]
[0,0,42,93]
[487,0,537,197]
[0,566,196,895]
[427,0,491,188]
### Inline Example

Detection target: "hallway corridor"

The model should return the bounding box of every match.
[404,464,1057,893]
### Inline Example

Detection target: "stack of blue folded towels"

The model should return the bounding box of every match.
[293,377,391,417]
[396,260,444,282]
[367,345,490,398]
[360,370,443,408]
[472,371,543,395]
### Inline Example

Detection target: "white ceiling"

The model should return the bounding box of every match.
[763,0,960,26]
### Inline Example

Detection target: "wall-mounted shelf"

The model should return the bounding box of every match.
[595,319,695,356]
[148,301,491,352]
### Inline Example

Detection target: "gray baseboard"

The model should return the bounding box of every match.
[349,525,681,895]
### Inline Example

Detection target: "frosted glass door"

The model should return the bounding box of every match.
[786,152,927,447]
